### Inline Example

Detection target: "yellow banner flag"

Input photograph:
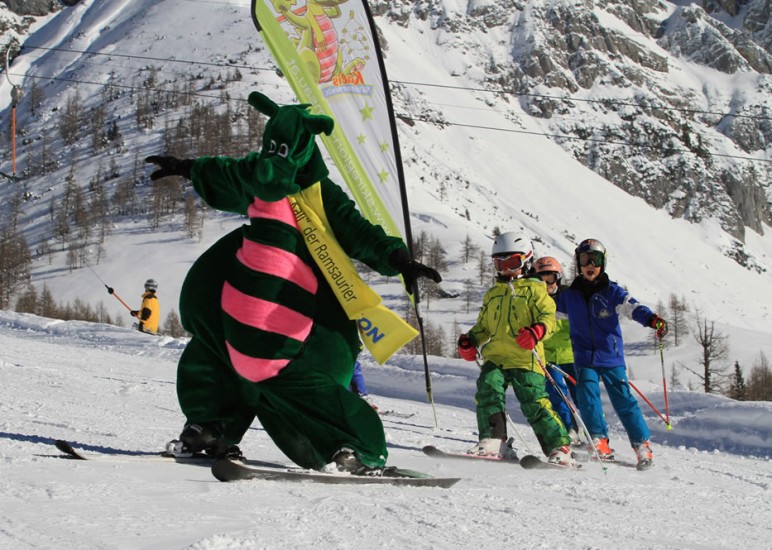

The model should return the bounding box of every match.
[290,184,417,363]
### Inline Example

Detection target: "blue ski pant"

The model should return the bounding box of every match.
[576,365,650,447]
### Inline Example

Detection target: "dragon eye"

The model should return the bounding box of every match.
[268,140,277,153]
[278,143,289,158]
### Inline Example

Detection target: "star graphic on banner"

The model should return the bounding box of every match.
[379,142,390,153]
[378,169,390,183]
[360,103,374,121]
[357,134,367,144]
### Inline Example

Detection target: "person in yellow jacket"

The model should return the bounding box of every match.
[131,279,160,334]
[457,232,573,466]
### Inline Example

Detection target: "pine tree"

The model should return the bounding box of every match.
[164,309,187,338]
[461,234,478,263]
[746,352,771,401]
[667,293,689,346]
[690,313,730,393]
[40,284,57,318]
[0,225,32,309]
[727,361,746,401]
[28,79,45,115]
[463,278,475,314]
[476,250,490,286]
[15,283,39,314]
[59,90,82,145]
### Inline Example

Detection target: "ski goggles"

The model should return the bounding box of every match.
[578,251,604,267]
[493,252,529,272]
[538,272,559,284]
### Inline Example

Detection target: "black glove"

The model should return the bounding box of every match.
[389,248,442,295]
[145,155,194,181]
[130,310,139,317]
[107,287,114,295]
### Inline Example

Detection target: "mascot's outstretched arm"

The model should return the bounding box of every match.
[145,91,441,294]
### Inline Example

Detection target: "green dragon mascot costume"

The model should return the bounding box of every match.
[146,91,440,473]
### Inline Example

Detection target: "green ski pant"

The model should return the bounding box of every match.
[475,361,570,455]
[177,335,388,470]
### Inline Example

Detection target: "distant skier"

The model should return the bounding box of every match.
[457,232,573,466]
[555,238,668,469]
[131,278,160,334]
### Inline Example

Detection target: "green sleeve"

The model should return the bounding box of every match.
[320,177,404,276]
[190,153,262,215]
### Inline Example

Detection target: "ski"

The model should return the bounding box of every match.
[519,454,582,470]
[211,458,461,488]
[571,449,640,469]
[422,445,519,464]
[54,439,200,463]
[53,439,285,468]
[379,410,416,419]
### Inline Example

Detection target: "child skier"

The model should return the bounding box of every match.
[555,238,668,469]
[533,256,579,444]
[457,232,573,466]
[131,278,160,334]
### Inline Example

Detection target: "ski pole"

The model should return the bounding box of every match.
[657,334,672,430]
[505,412,535,456]
[627,379,672,429]
[552,360,672,429]
[549,363,577,386]
[474,356,533,455]
[413,300,438,428]
[531,350,606,472]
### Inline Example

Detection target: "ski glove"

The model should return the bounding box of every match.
[457,334,478,361]
[649,315,668,338]
[389,248,442,296]
[515,323,546,350]
[130,310,139,317]
[145,155,194,181]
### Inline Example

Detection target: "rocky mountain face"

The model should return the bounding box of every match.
[1,1,59,64]
[377,0,770,257]
[3,0,59,16]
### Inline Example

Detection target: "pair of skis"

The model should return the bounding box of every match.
[53,440,460,488]
[423,444,648,471]
[421,445,578,470]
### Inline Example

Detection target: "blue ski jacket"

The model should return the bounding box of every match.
[555,273,654,368]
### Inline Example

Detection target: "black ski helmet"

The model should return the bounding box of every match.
[574,239,606,273]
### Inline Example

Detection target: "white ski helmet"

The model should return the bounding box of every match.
[144,278,158,292]
[491,232,534,274]
[574,238,607,272]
